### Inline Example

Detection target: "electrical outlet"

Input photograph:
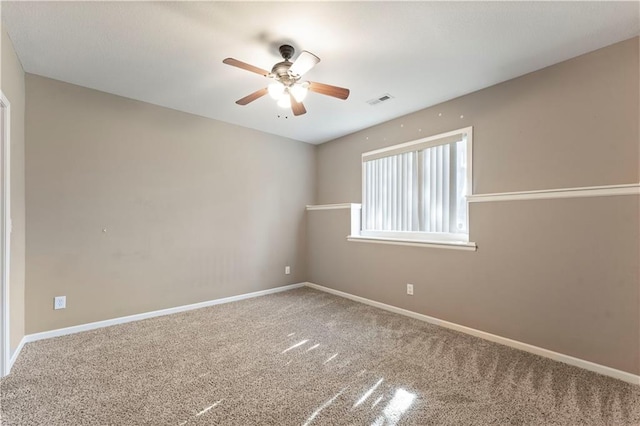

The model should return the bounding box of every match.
[54,296,66,310]
[406,284,414,296]
[285,266,291,275]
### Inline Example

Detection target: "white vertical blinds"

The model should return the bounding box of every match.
[362,134,468,237]
[455,140,468,233]
[363,151,417,231]
[420,143,451,232]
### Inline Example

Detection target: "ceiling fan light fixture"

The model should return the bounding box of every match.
[268,82,285,100]
[277,93,291,109]
[223,45,350,116]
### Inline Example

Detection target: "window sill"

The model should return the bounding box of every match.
[347,235,477,251]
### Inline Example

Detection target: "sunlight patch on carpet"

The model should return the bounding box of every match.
[303,388,348,426]
[372,388,416,426]
[323,353,338,364]
[197,399,223,417]
[282,339,309,354]
[353,378,384,408]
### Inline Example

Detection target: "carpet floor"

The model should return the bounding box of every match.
[1,287,639,425]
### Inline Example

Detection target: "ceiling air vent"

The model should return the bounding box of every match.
[367,93,394,106]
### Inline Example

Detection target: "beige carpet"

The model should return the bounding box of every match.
[1,287,639,425]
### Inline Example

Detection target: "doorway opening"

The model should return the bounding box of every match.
[0,91,11,377]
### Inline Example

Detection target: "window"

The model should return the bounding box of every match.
[359,127,472,247]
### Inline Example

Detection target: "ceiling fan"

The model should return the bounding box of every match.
[223,45,350,116]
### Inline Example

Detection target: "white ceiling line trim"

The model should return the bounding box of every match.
[468,183,640,203]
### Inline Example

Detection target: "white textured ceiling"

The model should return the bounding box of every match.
[2,1,638,144]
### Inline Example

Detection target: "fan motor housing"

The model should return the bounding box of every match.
[271,61,298,86]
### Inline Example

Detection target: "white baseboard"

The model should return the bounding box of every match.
[18,283,306,348]
[304,282,640,385]
[9,281,639,386]
[8,335,27,373]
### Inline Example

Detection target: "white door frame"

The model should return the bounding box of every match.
[0,91,11,377]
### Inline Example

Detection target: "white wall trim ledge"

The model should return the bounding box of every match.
[306,203,360,210]
[304,282,640,386]
[347,235,477,251]
[7,283,306,371]
[468,183,640,203]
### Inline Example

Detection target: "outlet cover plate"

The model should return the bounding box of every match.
[54,296,66,310]
[407,284,414,295]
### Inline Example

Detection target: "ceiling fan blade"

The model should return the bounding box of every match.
[223,58,270,77]
[289,51,320,77]
[308,81,350,100]
[290,94,307,116]
[236,88,268,105]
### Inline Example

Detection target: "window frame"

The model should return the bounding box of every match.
[359,126,473,246]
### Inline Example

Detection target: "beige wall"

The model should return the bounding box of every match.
[317,38,638,202]
[1,27,26,355]
[310,37,640,374]
[25,74,315,333]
